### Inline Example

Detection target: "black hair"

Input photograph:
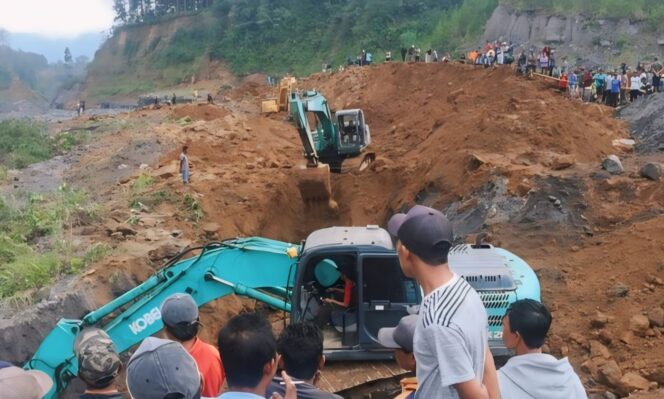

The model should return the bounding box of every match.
[165,321,200,342]
[277,323,323,380]
[506,299,552,349]
[82,374,117,390]
[217,313,276,388]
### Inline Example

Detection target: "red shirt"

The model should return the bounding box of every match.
[188,337,224,397]
[343,280,355,307]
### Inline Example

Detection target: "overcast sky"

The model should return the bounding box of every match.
[0,0,115,38]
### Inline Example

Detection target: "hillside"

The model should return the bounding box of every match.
[84,0,498,99]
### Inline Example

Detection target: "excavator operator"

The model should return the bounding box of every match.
[315,263,356,328]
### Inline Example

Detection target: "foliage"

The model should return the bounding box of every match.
[182,192,203,223]
[0,120,91,169]
[0,186,104,298]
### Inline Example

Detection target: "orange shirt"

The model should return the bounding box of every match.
[189,337,224,397]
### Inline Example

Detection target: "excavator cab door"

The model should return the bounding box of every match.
[336,110,368,155]
[357,254,421,352]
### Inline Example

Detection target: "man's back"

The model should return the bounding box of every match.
[498,353,587,399]
[414,274,488,398]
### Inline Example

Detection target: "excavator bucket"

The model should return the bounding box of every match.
[296,164,337,209]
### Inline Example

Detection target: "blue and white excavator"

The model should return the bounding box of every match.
[26,225,540,398]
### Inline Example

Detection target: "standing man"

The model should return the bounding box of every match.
[401,47,408,62]
[161,293,224,397]
[498,299,587,398]
[387,205,498,399]
[180,145,190,184]
[651,58,662,93]
[74,328,124,399]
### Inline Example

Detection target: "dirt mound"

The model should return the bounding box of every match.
[171,103,229,121]
[619,93,664,153]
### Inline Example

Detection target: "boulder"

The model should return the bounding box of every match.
[589,340,611,359]
[602,155,624,175]
[115,223,137,236]
[640,162,662,181]
[598,360,623,388]
[148,243,183,262]
[648,307,664,328]
[607,282,629,298]
[612,138,636,151]
[551,155,575,170]
[599,329,616,345]
[202,222,220,236]
[617,372,650,395]
[630,314,650,335]
[592,311,610,328]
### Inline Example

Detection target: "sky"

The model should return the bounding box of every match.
[0,0,115,38]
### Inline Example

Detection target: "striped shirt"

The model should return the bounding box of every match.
[414,274,488,398]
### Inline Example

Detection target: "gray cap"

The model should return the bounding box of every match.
[74,328,122,386]
[0,366,53,399]
[377,315,418,353]
[161,293,199,326]
[127,337,201,399]
[387,205,453,264]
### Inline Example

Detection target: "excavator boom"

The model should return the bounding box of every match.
[26,238,300,399]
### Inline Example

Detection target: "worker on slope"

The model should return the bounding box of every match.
[161,293,224,398]
[377,314,418,399]
[180,145,191,184]
[74,328,124,399]
[498,299,587,399]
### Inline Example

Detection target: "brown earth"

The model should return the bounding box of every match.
[5,63,664,397]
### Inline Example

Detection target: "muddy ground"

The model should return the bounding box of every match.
[1,63,663,398]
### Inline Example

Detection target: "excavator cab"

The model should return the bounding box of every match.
[336,110,370,154]
[292,226,421,360]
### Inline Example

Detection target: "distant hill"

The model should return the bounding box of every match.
[8,32,105,64]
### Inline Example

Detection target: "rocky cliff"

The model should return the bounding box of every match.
[483,4,663,66]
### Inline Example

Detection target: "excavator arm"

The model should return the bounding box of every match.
[25,237,300,399]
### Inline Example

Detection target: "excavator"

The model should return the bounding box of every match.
[289,90,375,207]
[25,225,540,398]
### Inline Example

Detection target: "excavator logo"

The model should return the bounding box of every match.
[128,307,162,335]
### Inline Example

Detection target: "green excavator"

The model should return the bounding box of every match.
[289,90,375,206]
[24,226,540,398]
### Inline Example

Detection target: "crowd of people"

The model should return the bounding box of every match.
[0,205,590,399]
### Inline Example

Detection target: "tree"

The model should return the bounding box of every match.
[113,0,129,22]
[64,47,73,66]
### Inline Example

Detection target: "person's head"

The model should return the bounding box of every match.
[182,145,188,153]
[161,293,200,342]
[217,313,278,391]
[0,366,53,399]
[377,315,417,372]
[127,337,201,399]
[74,328,122,390]
[277,323,324,381]
[387,205,453,278]
[502,299,552,354]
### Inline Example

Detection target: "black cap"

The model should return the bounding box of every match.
[387,205,454,264]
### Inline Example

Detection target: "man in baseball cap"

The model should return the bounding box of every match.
[377,315,418,399]
[127,337,201,399]
[74,328,124,398]
[0,366,53,399]
[161,293,224,397]
[386,205,498,399]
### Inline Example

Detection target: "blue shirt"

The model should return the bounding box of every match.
[366,53,373,62]
[568,74,577,85]
[611,78,621,93]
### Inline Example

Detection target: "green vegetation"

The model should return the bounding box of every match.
[0,186,106,299]
[182,193,203,223]
[0,119,90,169]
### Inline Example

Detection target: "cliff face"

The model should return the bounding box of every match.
[482,4,663,65]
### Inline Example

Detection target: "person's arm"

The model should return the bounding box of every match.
[454,379,489,399]
[482,347,499,399]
